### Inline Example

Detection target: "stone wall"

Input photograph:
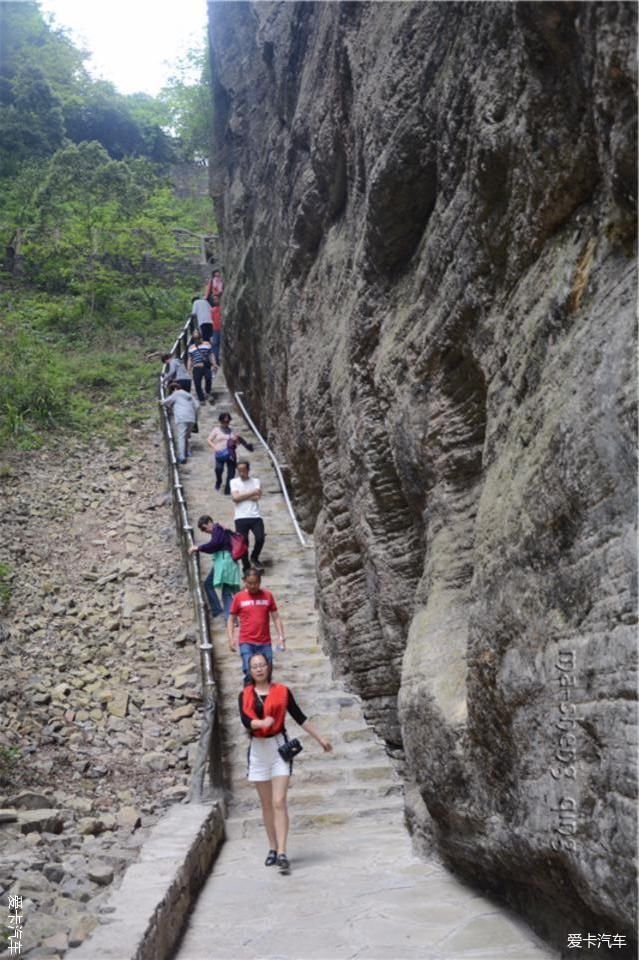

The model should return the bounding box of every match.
[207,1,637,952]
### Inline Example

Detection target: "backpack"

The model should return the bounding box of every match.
[230,532,248,561]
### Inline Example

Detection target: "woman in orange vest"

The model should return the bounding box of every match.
[239,652,332,874]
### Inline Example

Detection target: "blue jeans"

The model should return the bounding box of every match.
[215,455,236,494]
[240,643,272,683]
[203,569,235,621]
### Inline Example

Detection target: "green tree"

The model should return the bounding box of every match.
[0,2,87,173]
[0,65,65,174]
[0,4,215,453]
[106,183,187,321]
[19,144,197,318]
[27,141,136,308]
[158,44,212,161]
[65,80,177,162]
[126,93,177,163]
[0,2,86,99]
[0,2,178,167]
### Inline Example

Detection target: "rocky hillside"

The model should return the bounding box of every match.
[0,431,204,955]
[207,1,636,954]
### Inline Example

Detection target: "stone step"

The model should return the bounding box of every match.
[223,762,401,797]
[219,730,394,759]
[220,767,396,795]
[224,797,406,840]
[225,754,400,783]
[220,737,392,764]
[215,666,328,685]
[214,643,323,658]
[228,780,404,813]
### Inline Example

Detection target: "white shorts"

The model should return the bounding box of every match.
[247,733,291,781]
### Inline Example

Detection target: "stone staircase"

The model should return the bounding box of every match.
[173,370,556,960]
[177,370,404,841]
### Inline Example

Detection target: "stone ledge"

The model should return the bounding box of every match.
[72,801,224,960]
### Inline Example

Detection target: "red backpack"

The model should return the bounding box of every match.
[230,532,247,561]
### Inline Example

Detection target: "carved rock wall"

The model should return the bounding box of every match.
[208,1,637,951]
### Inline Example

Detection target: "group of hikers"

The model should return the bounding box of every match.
[160,269,224,463]
[160,270,332,876]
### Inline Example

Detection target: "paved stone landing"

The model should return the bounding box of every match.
[174,372,556,960]
[176,820,554,960]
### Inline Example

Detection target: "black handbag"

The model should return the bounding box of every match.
[278,734,303,763]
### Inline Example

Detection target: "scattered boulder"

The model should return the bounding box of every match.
[122,590,149,617]
[18,810,64,835]
[0,438,204,957]
[142,752,170,772]
[117,806,142,831]
[68,914,98,948]
[9,791,53,810]
[170,704,195,722]
[106,691,129,718]
[77,818,106,837]
[88,863,114,886]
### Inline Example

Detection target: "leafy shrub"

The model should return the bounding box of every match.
[0,562,12,611]
[0,745,20,787]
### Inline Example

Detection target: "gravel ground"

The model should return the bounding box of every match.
[0,420,204,957]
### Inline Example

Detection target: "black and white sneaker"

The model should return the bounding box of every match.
[277,853,290,874]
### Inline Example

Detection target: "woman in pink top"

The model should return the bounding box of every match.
[205,269,224,299]
[207,412,254,494]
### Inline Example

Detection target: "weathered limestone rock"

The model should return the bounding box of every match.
[68,914,98,948]
[142,752,170,772]
[209,0,637,952]
[20,912,61,949]
[42,863,65,884]
[41,931,69,953]
[65,797,93,815]
[77,817,107,837]
[170,704,195,722]
[116,806,142,831]
[122,589,148,618]
[106,691,129,718]
[18,810,64,835]
[88,863,114,886]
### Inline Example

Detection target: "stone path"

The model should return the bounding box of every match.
[173,372,556,960]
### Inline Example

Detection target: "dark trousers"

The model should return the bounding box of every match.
[211,329,221,366]
[215,456,236,494]
[192,364,212,401]
[235,517,265,572]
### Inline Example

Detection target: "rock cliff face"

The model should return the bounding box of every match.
[208,1,637,951]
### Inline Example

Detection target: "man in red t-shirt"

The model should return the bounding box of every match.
[228,570,286,681]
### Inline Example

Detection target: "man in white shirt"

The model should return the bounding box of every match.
[190,296,213,342]
[230,460,265,573]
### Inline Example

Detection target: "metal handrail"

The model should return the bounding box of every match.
[158,316,225,802]
[234,391,308,548]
